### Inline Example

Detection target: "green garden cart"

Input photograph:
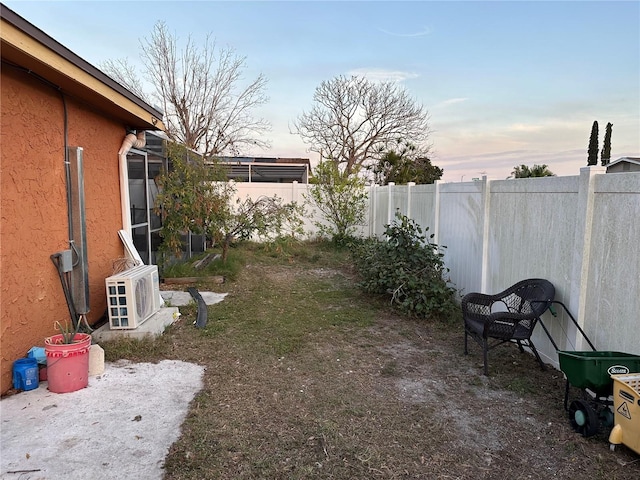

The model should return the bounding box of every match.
[536,301,640,438]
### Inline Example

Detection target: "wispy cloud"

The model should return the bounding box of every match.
[434,148,589,182]
[347,68,419,83]
[377,27,432,38]
[435,98,469,108]
[507,123,544,132]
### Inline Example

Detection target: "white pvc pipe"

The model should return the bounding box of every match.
[117,131,146,233]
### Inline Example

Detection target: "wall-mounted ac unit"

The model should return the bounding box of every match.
[105,265,160,329]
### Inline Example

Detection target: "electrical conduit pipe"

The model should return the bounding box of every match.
[117,130,146,234]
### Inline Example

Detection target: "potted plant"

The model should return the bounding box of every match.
[44,319,92,393]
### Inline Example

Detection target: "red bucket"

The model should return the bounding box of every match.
[45,333,91,393]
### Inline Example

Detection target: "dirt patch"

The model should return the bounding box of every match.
[155,260,639,479]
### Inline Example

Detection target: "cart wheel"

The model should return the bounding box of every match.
[599,407,614,428]
[569,399,599,437]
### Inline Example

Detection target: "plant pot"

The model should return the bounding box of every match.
[44,333,91,393]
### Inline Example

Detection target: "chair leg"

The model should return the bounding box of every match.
[464,329,469,354]
[527,339,547,371]
[483,338,489,376]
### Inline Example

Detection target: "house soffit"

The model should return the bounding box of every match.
[1,8,165,131]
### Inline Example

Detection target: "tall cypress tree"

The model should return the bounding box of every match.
[601,122,613,166]
[587,121,599,166]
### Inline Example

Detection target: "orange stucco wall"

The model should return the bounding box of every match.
[1,65,126,394]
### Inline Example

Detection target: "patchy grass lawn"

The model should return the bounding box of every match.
[102,241,639,479]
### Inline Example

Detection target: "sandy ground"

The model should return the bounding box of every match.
[1,359,204,480]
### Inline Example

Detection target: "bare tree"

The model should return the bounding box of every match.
[102,22,270,157]
[101,57,150,102]
[293,75,430,176]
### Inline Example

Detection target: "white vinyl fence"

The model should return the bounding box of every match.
[234,167,640,367]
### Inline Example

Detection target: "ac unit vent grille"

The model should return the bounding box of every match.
[105,265,160,329]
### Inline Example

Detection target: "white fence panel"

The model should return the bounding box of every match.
[233,181,318,238]
[232,181,371,239]
[371,186,390,238]
[583,172,640,354]
[408,184,437,238]
[437,182,485,299]
[487,176,580,362]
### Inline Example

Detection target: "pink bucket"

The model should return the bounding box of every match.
[45,333,91,393]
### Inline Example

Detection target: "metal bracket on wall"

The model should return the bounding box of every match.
[67,146,90,314]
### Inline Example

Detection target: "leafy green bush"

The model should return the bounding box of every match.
[304,160,368,245]
[351,213,456,319]
[155,143,305,263]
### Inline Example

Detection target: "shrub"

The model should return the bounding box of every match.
[155,143,305,263]
[304,160,368,245]
[351,213,456,319]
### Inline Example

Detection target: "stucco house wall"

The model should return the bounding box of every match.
[0,60,125,393]
[0,5,164,394]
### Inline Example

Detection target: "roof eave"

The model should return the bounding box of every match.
[0,4,165,131]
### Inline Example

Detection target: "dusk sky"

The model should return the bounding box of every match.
[5,0,639,182]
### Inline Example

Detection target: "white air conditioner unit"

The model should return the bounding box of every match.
[105,265,161,329]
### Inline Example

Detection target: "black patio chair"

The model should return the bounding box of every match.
[462,278,555,375]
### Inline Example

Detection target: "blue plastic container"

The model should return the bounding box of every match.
[12,358,39,391]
